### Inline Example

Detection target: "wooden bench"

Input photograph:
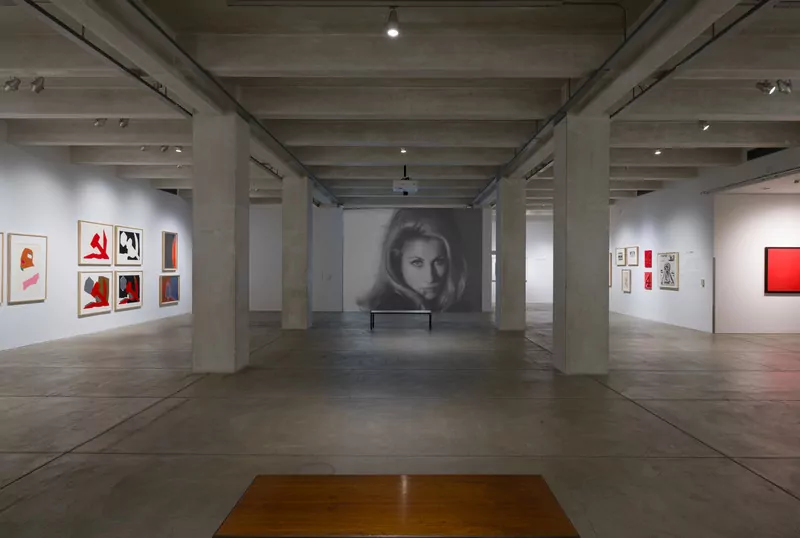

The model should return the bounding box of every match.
[214,475,579,538]
[370,309,432,330]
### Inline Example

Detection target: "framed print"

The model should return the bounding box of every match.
[764,247,800,294]
[115,225,143,266]
[627,246,639,266]
[615,248,626,266]
[608,252,612,288]
[159,274,180,306]
[644,271,653,290]
[162,231,178,272]
[7,234,48,304]
[115,271,143,311]
[644,249,653,268]
[78,220,113,266]
[622,269,632,293]
[78,271,112,317]
[658,252,679,290]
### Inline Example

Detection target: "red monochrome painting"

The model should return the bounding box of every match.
[644,250,653,268]
[765,247,800,293]
[644,272,653,290]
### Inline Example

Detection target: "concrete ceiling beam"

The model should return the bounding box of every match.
[678,36,800,80]
[325,180,487,190]
[0,89,183,119]
[311,165,495,180]
[526,180,664,191]
[292,147,514,166]
[340,197,473,208]
[72,146,192,165]
[610,148,743,167]
[610,121,800,148]
[0,35,115,78]
[6,119,191,146]
[535,165,697,180]
[115,163,273,180]
[242,87,560,120]
[620,82,800,121]
[190,34,617,79]
[268,120,537,148]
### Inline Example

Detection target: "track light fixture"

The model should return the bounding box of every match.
[118,118,129,128]
[756,80,777,95]
[140,146,147,151]
[385,7,399,38]
[400,147,407,154]
[3,77,21,92]
[654,149,662,155]
[174,146,183,153]
[30,77,45,94]
[93,118,107,127]
[700,120,710,131]
[160,145,169,152]
[777,79,792,94]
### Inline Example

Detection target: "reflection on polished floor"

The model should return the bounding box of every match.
[0,306,799,537]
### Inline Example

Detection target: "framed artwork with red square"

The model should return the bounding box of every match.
[644,272,652,290]
[765,247,800,294]
[644,250,653,268]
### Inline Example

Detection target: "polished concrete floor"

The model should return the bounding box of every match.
[0,306,799,537]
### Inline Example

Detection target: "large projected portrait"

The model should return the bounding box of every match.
[344,208,483,312]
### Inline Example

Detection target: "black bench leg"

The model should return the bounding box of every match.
[429,314,432,331]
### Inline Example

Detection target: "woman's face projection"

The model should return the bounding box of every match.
[400,237,448,300]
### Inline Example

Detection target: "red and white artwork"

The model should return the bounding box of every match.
[644,250,653,268]
[115,271,143,311]
[644,271,653,290]
[764,247,800,293]
[78,221,113,266]
[7,234,48,304]
[78,272,112,317]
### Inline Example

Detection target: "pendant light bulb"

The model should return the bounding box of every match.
[385,7,400,38]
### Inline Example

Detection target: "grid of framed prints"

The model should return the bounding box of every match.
[613,246,680,292]
[116,271,143,311]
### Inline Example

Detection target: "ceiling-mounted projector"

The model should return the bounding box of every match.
[393,165,417,196]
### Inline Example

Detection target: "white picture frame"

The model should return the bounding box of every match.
[115,225,143,266]
[622,269,632,293]
[627,246,639,266]
[658,252,680,290]
[7,233,48,305]
[615,248,627,266]
[78,220,113,266]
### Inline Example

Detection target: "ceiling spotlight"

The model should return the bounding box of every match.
[30,76,45,94]
[654,149,662,155]
[385,7,400,38]
[700,120,710,131]
[3,77,21,92]
[160,145,169,152]
[174,146,183,153]
[93,118,107,127]
[118,118,129,128]
[400,147,407,154]
[177,164,183,169]
[777,79,792,94]
[139,145,147,151]
[756,80,777,95]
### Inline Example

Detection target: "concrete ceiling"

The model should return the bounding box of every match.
[1,0,798,208]
[726,171,800,194]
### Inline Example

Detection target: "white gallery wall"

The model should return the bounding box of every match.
[491,214,555,305]
[715,194,800,333]
[0,134,193,351]
[249,205,343,312]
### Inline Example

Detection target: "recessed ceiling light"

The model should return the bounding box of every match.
[385,7,399,38]
[400,148,407,154]
[2,77,20,92]
[654,149,662,155]
[175,146,183,153]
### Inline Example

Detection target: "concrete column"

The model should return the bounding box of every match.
[192,113,250,373]
[495,176,526,331]
[481,208,493,313]
[553,114,610,374]
[282,176,313,329]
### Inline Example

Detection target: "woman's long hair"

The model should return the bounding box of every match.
[358,209,468,311]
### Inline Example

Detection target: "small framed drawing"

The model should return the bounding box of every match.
[160,274,180,306]
[658,252,679,290]
[7,233,48,305]
[627,246,639,266]
[622,269,632,293]
[644,271,653,290]
[115,225,143,266]
[78,220,113,266]
[115,271,143,311]
[78,271,112,317]
[608,252,612,288]
[644,249,653,268]
[615,248,626,266]
[162,231,178,272]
